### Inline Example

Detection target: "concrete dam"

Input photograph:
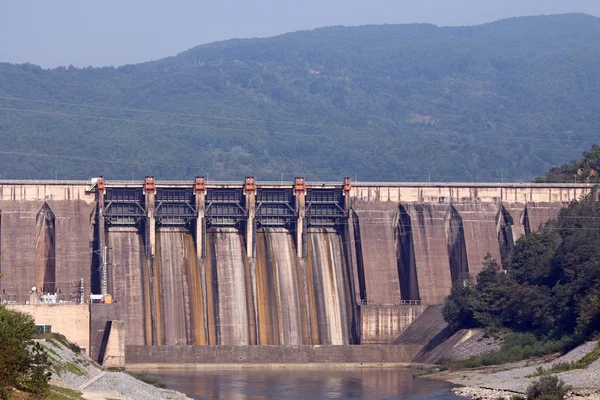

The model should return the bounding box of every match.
[0,177,590,361]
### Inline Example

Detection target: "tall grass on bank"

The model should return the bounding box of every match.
[527,343,600,377]
[128,371,167,389]
[451,333,582,369]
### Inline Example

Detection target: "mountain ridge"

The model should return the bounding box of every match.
[0,13,598,181]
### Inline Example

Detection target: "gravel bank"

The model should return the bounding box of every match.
[39,337,190,399]
[38,338,103,389]
[86,372,189,400]
[432,341,600,398]
[453,387,519,399]
[445,330,504,362]
[454,387,600,400]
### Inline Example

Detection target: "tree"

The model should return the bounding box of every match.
[443,189,600,344]
[442,275,476,331]
[526,376,570,400]
[0,298,51,399]
[536,145,600,183]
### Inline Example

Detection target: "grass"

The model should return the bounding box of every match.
[43,342,60,357]
[450,333,582,369]
[46,385,84,400]
[527,343,600,377]
[412,368,437,377]
[65,362,85,377]
[35,333,81,354]
[129,371,167,389]
[11,386,84,400]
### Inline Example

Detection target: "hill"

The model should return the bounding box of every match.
[0,13,599,181]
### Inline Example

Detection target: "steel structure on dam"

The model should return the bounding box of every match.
[0,177,592,349]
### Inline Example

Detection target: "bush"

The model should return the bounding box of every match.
[0,305,51,400]
[443,189,600,345]
[526,376,569,400]
[130,371,166,389]
[27,342,52,399]
[453,333,578,369]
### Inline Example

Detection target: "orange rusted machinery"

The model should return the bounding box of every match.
[144,176,155,194]
[97,176,105,193]
[343,177,351,195]
[244,176,256,194]
[194,176,206,193]
[294,176,306,194]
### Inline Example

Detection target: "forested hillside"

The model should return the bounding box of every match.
[1,13,599,181]
[442,151,600,367]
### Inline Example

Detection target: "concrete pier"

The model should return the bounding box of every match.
[244,177,256,259]
[194,177,206,260]
[294,177,306,259]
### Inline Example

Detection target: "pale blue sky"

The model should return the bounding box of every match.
[1,0,599,68]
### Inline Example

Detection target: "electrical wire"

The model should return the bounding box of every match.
[0,95,598,145]
[0,101,598,144]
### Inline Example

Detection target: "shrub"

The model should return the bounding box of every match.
[0,306,51,400]
[27,343,52,399]
[453,333,579,369]
[526,376,569,400]
[130,371,166,389]
[528,343,600,377]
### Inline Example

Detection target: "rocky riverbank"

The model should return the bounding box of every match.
[38,336,190,400]
[426,341,600,400]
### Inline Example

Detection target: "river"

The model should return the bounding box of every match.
[155,368,464,399]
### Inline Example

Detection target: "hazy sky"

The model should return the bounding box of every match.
[1,0,599,68]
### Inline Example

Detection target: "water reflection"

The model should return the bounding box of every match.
[154,368,463,400]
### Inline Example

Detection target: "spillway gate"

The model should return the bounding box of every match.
[95,176,351,263]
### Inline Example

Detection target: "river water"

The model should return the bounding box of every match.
[156,369,464,400]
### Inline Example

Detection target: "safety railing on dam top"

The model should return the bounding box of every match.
[359,299,424,306]
[0,178,594,188]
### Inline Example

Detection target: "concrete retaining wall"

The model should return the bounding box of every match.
[8,304,89,354]
[351,184,590,204]
[360,305,426,344]
[89,303,121,362]
[125,344,423,364]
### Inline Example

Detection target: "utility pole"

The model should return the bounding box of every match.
[101,246,107,296]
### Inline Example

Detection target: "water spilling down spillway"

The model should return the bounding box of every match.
[108,227,355,346]
[103,202,559,347]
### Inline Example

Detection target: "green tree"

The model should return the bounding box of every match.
[536,145,600,183]
[526,376,570,400]
[508,230,560,286]
[443,189,600,344]
[26,343,52,399]
[442,275,476,331]
[0,302,51,399]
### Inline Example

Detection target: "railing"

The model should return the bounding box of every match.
[359,300,425,306]
[400,300,423,306]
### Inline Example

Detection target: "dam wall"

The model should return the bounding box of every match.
[8,304,90,354]
[0,182,95,303]
[125,344,423,365]
[360,305,427,344]
[0,179,591,356]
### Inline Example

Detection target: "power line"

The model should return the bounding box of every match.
[0,106,320,138]
[0,148,584,182]
[0,95,357,130]
[0,100,598,144]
